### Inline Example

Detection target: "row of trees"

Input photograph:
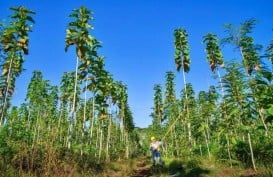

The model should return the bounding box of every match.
[0,6,138,175]
[149,19,273,170]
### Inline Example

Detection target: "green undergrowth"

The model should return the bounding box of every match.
[160,156,273,177]
[1,154,273,177]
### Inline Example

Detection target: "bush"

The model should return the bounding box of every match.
[233,138,273,167]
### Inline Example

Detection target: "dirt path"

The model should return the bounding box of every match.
[131,161,152,177]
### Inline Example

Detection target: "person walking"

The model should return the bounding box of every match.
[150,136,163,167]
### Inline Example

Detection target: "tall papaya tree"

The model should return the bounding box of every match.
[163,71,178,156]
[97,71,114,161]
[164,71,176,122]
[65,6,98,148]
[57,72,80,147]
[222,19,269,136]
[123,101,134,159]
[202,33,227,146]
[173,27,192,154]
[45,85,58,144]
[115,81,128,147]
[196,91,211,159]
[203,33,225,96]
[221,61,257,170]
[25,71,54,147]
[207,86,220,136]
[86,56,106,148]
[113,82,133,159]
[152,84,163,127]
[174,28,191,88]
[0,6,35,126]
[222,19,260,76]
[221,62,250,137]
[180,83,196,154]
[76,25,100,156]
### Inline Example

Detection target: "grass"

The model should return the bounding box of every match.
[2,155,273,177]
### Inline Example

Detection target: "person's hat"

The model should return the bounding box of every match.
[151,136,155,141]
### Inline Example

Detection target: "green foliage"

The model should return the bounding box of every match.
[222,19,260,76]
[203,33,224,72]
[168,159,184,174]
[152,84,164,126]
[174,28,191,72]
[265,36,273,64]
[65,6,99,60]
[0,6,35,126]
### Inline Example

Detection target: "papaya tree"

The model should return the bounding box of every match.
[163,71,179,157]
[222,19,269,136]
[174,27,191,88]
[65,6,99,148]
[0,6,35,126]
[222,19,260,75]
[180,83,196,155]
[152,84,163,128]
[203,33,225,96]
[196,91,211,158]
[173,27,192,154]
[164,71,176,122]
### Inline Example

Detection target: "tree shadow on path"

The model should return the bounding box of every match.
[168,159,210,177]
[131,158,210,177]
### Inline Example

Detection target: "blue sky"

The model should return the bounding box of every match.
[1,0,272,128]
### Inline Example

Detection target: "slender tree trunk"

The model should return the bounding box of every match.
[248,133,257,171]
[174,127,179,156]
[115,110,119,155]
[56,103,64,145]
[120,115,124,143]
[199,145,203,157]
[89,95,95,145]
[106,113,112,161]
[204,130,211,160]
[125,132,129,159]
[98,121,103,162]
[66,119,72,149]
[95,121,100,158]
[187,122,192,155]
[26,109,32,146]
[206,116,211,143]
[27,109,31,130]
[171,127,174,157]
[217,70,224,97]
[32,110,40,149]
[258,108,268,137]
[71,57,79,115]
[182,68,192,155]
[227,134,232,168]
[67,57,79,149]
[0,55,14,126]
[81,80,88,157]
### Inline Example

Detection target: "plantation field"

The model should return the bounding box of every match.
[1,1,273,177]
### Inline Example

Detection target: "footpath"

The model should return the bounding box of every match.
[131,161,152,177]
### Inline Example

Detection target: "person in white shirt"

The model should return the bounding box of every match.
[150,136,163,166]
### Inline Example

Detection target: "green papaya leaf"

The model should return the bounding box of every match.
[268,104,273,115]
[231,137,237,145]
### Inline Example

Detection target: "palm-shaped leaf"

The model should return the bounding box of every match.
[174,28,191,73]
[203,33,224,73]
